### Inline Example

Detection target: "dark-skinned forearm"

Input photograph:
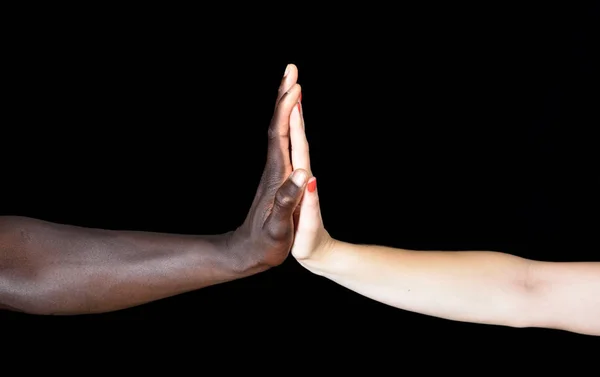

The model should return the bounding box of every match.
[0,216,263,315]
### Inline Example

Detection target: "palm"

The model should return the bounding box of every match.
[227,65,308,268]
[287,97,331,261]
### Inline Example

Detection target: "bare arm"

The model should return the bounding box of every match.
[286,85,600,336]
[0,216,241,314]
[0,64,308,315]
[301,242,600,335]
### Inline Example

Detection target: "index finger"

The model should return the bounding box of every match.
[276,64,298,107]
[290,93,311,174]
[267,84,302,167]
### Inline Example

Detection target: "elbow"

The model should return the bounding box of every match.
[494,259,539,330]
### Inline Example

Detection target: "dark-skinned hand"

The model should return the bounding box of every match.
[226,64,308,270]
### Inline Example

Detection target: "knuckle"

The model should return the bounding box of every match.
[263,157,282,177]
[265,222,290,242]
[267,125,290,141]
[274,189,295,209]
[267,125,279,140]
[260,167,287,189]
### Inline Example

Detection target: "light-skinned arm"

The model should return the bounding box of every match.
[287,85,600,336]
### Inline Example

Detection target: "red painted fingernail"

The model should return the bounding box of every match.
[307,177,317,193]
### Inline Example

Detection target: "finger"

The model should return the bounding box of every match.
[276,64,298,106]
[297,176,323,234]
[291,176,323,261]
[290,92,311,173]
[267,84,302,165]
[263,169,309,241]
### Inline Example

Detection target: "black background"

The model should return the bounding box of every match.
[1,4,598,346]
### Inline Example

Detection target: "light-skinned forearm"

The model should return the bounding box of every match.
[302,240,600,335]
[301,241,535,328]
[0,216,262,315]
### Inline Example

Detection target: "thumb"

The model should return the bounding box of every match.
[292,176,325,261]
[297,177,322,234]
[263,169,309,241]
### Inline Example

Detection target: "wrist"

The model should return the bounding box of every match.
[296,233,342,276]
[222,228,273,275]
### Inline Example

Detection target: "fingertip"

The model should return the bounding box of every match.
[307,177,317,193]
[284,63,298,77]
[290,83,301,97]
[301,176,321,216]
[290,168,309,187]
[292,84,302,104]
[290,94,301,121]
[278,84,302,109]
[278,65,298,99]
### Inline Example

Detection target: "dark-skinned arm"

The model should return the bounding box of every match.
[0,64,308,315]
[0,216,242,314]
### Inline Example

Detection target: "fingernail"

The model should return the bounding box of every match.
[307,177,317,193]
[284,64,290,77]
[290,170,308,187]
